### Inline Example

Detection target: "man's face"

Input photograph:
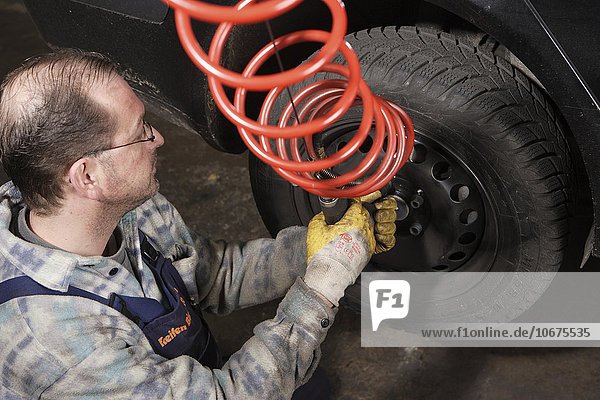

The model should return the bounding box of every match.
[92,75,164,211]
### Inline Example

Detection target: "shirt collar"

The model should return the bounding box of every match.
[0,181,137,292]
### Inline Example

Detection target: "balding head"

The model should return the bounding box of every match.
[0,49,120,214]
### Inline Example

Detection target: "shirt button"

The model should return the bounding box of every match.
[320,318,330,328]
[109,268,119,276]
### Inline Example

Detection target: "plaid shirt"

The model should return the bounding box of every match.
[0,181,336,399]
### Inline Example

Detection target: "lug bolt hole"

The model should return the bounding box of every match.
[432,161,452,181]
[410,144,427,164]
[448,251,466,261]
[450,184,470,202]
[432,265,449,271]
[458,232,476,245]
[459,209,478,225]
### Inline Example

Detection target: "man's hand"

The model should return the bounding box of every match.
[359,191,398,254]
[372,195,398,253]
[304,200,375,306]
[303,191,398,306]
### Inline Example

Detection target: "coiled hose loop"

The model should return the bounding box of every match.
[166,0,415,197]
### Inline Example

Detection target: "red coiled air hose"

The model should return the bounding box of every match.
[166,0,415,198]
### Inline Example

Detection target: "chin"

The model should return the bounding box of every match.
[127,180,160,210]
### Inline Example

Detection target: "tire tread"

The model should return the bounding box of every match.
[346,26,574,271]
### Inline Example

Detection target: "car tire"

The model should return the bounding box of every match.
[250,26,576,317]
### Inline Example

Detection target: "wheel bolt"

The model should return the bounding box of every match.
[409,222,423,236]
[411,194,424,209]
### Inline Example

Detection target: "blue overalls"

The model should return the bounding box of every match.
[0,231,222,368]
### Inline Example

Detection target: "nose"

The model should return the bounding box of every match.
[152,126,165,148]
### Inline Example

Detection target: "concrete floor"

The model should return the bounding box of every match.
[2,1,600,399]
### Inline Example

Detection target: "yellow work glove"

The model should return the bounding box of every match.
[358,191,398,253]
[304,199,375,306]
[372,195,398,253]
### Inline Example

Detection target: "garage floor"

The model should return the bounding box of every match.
[2,1,600,399]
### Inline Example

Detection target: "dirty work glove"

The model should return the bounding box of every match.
[303,200,376,306]
[358,191,398,253]
[372,195,398,253]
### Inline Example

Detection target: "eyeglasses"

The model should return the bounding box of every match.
[91,120,156,154]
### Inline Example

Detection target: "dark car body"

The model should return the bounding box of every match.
[24,0,600,257]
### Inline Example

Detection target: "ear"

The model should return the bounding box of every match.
[66,157,105,201]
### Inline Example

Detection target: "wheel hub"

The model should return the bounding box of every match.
[323,127,486,272]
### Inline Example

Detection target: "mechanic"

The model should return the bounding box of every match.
[0,49,398,399]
